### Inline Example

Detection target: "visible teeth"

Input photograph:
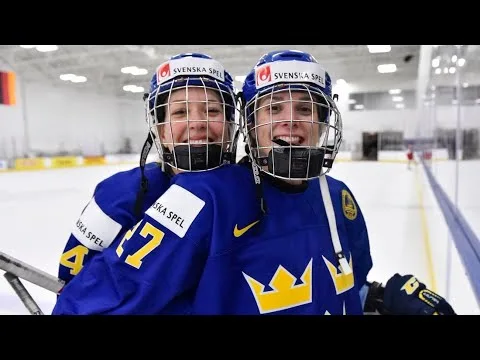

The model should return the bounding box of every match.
[275,136,301,144]
[189,139,208,144]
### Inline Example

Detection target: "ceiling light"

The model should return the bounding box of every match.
[35,45,58,52]
[395,103,405,109]
[60,74,76,81]
[234,75,246,83]
[121,67,135,74]
[121,66,148,76]
[449,67,456,74]
[133,68,148,75]
[457,58,465,66]
[19,45,58,52]
[59,73,87,83]
[354,104,364,110]
[377,64,397,73]
[71,76,87,83]
[435,68,441,75]
[367,45,391,53]
[392,96,403,102]
[431,57,440,68]
[123,85,145,93]
[389,89,401,95]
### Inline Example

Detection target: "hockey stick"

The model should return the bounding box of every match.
[4,272,44,315]
[0,251,65,294]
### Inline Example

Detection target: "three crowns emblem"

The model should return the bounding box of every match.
[243,255,355,314]
[322,255,355,295]
[242,259,313,314]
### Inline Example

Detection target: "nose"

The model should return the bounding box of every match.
[277,104,299,128]
[279,120,297,128]
[188,107,207,130]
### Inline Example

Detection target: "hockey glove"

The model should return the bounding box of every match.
[382,274,456,315]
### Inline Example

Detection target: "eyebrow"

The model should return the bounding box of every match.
[169,98,223,105]
[260,94,316,105]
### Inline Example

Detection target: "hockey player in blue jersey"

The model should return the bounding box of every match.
[236,50,455,316]
[56,52,239,287]
[52,50,455,315]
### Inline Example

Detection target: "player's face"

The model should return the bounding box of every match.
[159,87,229,151]
[253,90,323,157]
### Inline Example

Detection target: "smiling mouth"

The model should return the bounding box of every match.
[273,135,304,146]
[182,137,215,145]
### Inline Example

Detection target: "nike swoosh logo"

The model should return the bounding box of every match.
[233,220,260,237]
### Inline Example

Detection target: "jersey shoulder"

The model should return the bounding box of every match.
[151,164,257,250]
[171,163,255,200]
[97,162,168,201]
[324,173,350,194]
[323,174,362,221]
[93,162,169,215]
[322,174,372,285]
[70,163,169,251]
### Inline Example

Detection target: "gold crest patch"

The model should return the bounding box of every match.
[342,189,357,220]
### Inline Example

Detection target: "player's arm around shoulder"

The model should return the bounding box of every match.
[57,164,169,284]
[53,179,215,315]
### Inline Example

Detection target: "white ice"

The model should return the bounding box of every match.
[0,164,138,315]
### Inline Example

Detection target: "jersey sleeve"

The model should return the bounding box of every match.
[57,164,169,285]
[52,182,213,315]
[338,182,373,289]
[58,195,124,284]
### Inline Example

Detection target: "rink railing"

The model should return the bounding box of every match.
[421,158,480,306]
[0,150,450,172]
[0,154,156,171]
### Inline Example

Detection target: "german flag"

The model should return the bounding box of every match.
[0,71,16,106]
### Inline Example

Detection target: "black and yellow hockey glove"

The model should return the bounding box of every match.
[365,274,456,315]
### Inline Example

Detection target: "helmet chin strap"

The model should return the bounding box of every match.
[133,131,155,218]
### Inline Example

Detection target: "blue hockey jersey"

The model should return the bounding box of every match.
[57,162,171,285]
[52,162,372,315]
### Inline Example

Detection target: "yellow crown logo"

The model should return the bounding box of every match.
[242,259,313,314]
[322,255,354,295]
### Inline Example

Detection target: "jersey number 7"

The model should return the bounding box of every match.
[116,221,165,269]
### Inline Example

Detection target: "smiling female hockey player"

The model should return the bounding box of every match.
[56,52,239,287]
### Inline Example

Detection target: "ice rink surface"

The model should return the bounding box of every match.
[0,160,477,315]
